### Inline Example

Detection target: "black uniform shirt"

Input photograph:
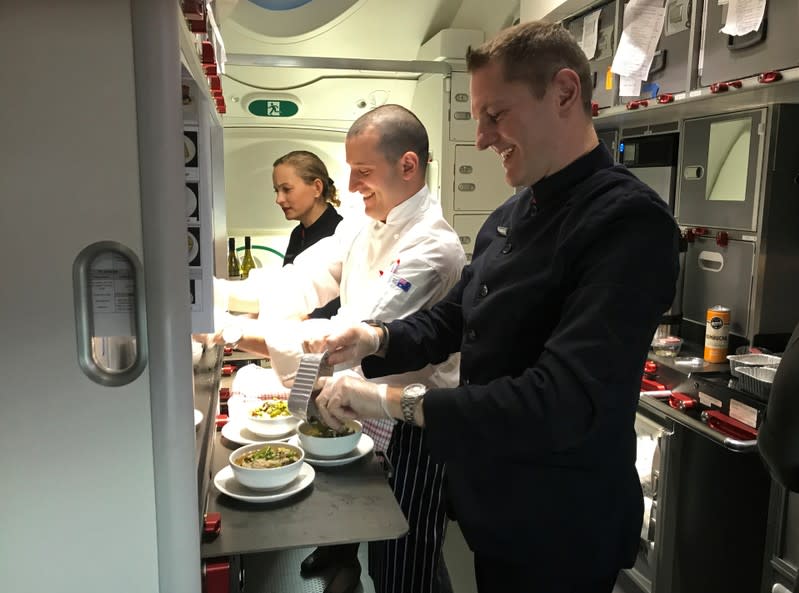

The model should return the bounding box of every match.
[363,143,680,579]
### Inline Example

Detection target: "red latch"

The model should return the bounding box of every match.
[201,41,215,65]
[693,226,708,236]
[668,391,696,411]
[685,228,695,242]
[223,346,233,356]
[215,414,229,429]
[758,71,782,84]
[203,512,222,540]
[728,80,743,89]
[710,82,729,93]
[221,364,236,376]
[656,93,674,104]
[182,0,204,19]
[219,387,231,402]
[625,99,649,110]
[642,377,667,392]
[702,410,758,440]
[203,63,218,76]
[591,101,600,117]
[644,360,658,375]
[203,559,231,593]
[715,230,728,247]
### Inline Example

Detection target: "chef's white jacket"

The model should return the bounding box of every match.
[246,186,466,450]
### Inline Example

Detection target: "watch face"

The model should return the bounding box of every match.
[405,384,426,397]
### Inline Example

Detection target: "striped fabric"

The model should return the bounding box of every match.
[368,422,449,593]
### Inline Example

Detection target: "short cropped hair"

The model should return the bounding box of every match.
[467,21,593,115]
[347,104,429,174]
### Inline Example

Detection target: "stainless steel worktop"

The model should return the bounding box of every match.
[198,349,408,559]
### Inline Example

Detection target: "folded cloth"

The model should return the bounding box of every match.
[231,364,291,400]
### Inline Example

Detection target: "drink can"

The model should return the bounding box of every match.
[704,305,731,363]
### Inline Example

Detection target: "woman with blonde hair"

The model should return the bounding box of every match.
[273,150,343,318]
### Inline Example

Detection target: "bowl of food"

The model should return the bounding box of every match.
[245,399,299,437]
[651,336,683,357]
[229,442,304,490]
[297,419,362,459]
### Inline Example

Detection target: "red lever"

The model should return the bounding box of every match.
[203,513,222,539]
[715,231,729,247]
[702,410,758,440]
[591,101,600,117]
[203,560,231,593]
[642,377,667,392]
[201,41,215,65]
[710,82,729,93]
[668,391,696,411]
[657,93,674,104]
[758,71,782,84]
[728,80,743,89]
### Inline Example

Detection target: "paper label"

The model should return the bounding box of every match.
[729,399,759,428]
[611,0,667,80]
[720,0,766,36]
[698,391,723,408]
[582,9,601,60]
[620,76,643,97]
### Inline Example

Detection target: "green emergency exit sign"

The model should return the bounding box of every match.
[248,99,299,117]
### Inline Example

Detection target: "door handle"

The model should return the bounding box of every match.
[698,250,724,272]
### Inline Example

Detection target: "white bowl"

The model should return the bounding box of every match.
[245,400,299,437]
[229,442,304,490]
[297,420,363,459]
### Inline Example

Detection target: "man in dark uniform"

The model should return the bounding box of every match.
[310,21,680,593]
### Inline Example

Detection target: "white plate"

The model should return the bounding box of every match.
[187,232,199,263]
[185,185,197,219]
[288,433,374,467]
[194,409,203,428]
[221,421,295,446]
[183,134,196,164]
[213,462,315,503]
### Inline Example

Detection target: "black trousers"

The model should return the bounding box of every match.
[474,553,618,593]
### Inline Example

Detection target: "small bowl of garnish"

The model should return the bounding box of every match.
[245,399,299,438]
[229,442,304,490]
[651,336,683,357]
[297,419,363,459]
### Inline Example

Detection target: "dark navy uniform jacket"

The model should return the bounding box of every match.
[363,143,680,581]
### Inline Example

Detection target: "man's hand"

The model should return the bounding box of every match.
[314,374,387,430]
[319,323,380,367]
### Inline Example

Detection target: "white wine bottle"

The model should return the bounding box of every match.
[240,236,256,280]
[227,237,241,280]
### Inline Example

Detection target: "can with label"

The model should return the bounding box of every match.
[704,305,731,363]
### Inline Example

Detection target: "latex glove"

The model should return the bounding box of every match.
[321,323,381,367]
[314,374,390,431]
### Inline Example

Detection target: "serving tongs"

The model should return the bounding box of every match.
[287,351,333,422]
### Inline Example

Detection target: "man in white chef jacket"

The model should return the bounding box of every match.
[214,104,465,593]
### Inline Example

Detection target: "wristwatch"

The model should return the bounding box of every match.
[221,325,243,349]
[400,383,427,424]
[362,318,389,356]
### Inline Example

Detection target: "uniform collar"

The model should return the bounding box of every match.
[381,186,433,227]
[530,143,612,206]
